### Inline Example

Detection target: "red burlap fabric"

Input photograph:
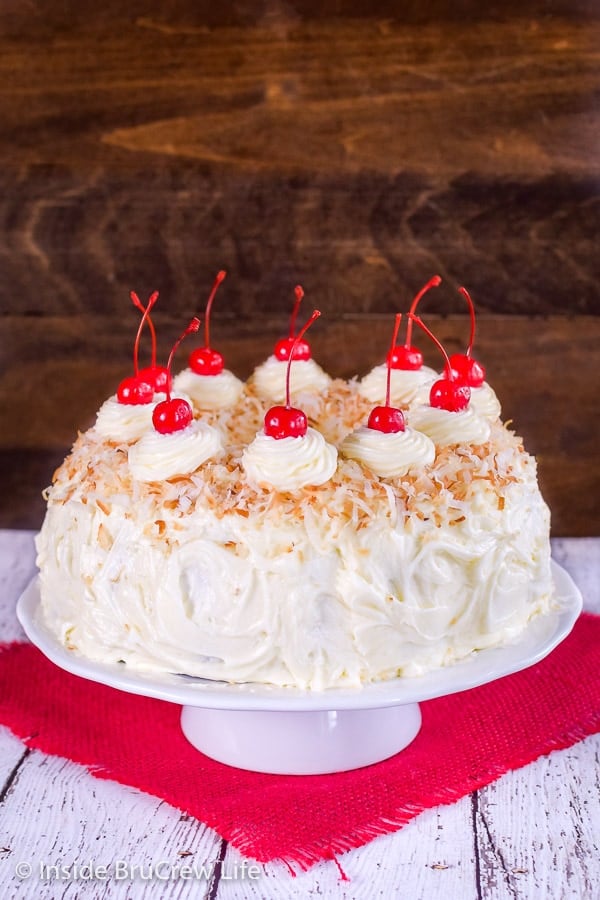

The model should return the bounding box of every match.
[1,614,599,871]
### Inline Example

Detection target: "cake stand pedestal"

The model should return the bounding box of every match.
[180,703,422,774]
[17,561,581,775]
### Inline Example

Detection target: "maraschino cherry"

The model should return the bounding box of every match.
[387,275,442,370]
[129,291,170,393]
[448,286,486,387]
[368,314,406,433]
[409,314,471,412]
[264,310,321,439]
[274,285,312,361]
[189,270,227,376]
[117,292,159,405]
[153,318,201,434]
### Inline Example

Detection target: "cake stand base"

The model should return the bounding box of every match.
[180,703,422,774]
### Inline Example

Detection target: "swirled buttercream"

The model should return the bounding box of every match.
[94,394,157,442]
[242,427,338,491]
[469,383,502,421]
[173,368,243,410]
[408,405,491,447]
[252,356,331,402]
[341,426,435,478]
[128,421,222,482]
[359,364,437,408]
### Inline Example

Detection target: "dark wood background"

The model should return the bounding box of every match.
[0,1,598,533]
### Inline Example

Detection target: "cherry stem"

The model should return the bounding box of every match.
[458,286,476,357]
[385,314,403,407]
[289,285,304,339]
[204,270,227,349]
[130,291,159,368]
[404,275,442,348]
[409,314,453,379]
[131,291,159,376]
[165,318,201,403]
[285,309,321,408]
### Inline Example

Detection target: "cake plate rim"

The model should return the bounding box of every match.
[16,560,582,713]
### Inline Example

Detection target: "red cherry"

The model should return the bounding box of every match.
[451,286,486,387]
[389,275,442,371]
[152,397,193,434]
[273,285,313,361]
[430,378,471,412]
[448,353,486,387]
[188,270,227,376]
[264,405,308,439]
[367,313,407,433]
[117,375,154,405]
[189,347,224,375]
[409,313,473,413]
[118,290,159,405]
[264,308,321,440]
[387,345,423,371]
[152,317,201,434]
[368,406,406,433]
[274,337,311,361]
[138,365,171,393]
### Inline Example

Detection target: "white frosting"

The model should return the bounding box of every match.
[173,368,243,410]
[359,364,437,408]
[408,405,491,447]
[469,383,502,421]
[36,437,553,690]
[242,427,338,491]
[128,421,223,482]
[94,393,193,443]
[94,395,156,442]
[252,356,331,402]
[341,426,435,478]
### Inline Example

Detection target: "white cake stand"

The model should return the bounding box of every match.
[17,561,582,775]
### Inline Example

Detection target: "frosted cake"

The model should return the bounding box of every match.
[35,277,554,690]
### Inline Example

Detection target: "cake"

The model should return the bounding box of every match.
[35,279,554,691]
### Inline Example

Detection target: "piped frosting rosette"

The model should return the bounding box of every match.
[252,356,331,403]
[173,368,243,410]
[407,405,491,447]
[412,379,501,421]
[128,421,223,482]
[358,364,438,409]
[94,392,192,443]
[242,427,338,491]
[341,426,435,478]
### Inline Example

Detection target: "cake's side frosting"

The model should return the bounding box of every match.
[36,406,553,690]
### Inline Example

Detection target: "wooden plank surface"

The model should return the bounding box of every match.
[0,531,598,898]
[0,4,598,317]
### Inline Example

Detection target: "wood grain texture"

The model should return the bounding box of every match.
[0,6,598,317]
[1,315,598,534]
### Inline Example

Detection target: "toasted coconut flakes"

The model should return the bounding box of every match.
[46,394,531,540]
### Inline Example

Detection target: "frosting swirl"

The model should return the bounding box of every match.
[359,364,437,408]
[242,426,338,491]
[252,356,331,402]
[469,383,502,421]
[407,405,491,447]
[93,393,190,443]
[128,421,222,482]
[173,368,243,410]
[341,426,435,478]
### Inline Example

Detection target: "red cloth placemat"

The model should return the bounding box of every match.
[1,614,599,872]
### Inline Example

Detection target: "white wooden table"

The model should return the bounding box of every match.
[0,531,598,900]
